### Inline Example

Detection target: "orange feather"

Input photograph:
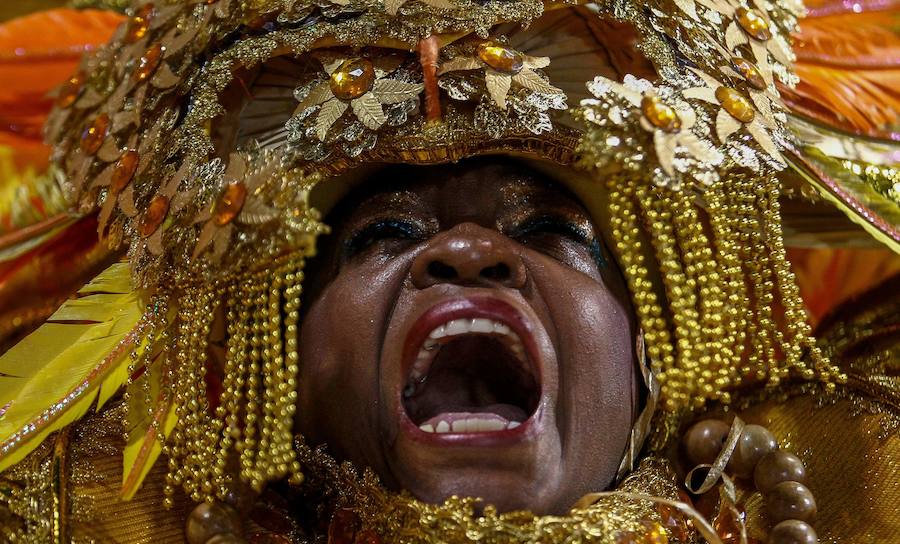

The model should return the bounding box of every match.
[781,5,900,137]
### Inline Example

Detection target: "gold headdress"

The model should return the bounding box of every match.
[1,0,896,515]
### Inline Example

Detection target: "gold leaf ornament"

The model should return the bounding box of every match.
[440,43,564,110]
[351,92,388,130]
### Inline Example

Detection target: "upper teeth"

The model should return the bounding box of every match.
[406,317,525,395]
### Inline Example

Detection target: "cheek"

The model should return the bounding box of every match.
[530,260,637,468]
[295,256,411,441]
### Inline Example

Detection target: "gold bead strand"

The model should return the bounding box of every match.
[606,176,678,408]
[760,176,841,385]
[281,261,304,482]
[636,184,704,405]
[259,260,285,480]
[669,188,734,401]
[704,181,751,391]
[215,279,243,498]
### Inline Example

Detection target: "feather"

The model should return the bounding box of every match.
[0,261,143,472]
[121,347,177,500]
[780,7,900,138]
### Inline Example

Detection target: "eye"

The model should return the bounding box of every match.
[510,215,607,268]
[344,219,425,258]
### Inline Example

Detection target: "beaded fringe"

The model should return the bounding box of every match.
[123,253,307,505]
[605,171,844,419]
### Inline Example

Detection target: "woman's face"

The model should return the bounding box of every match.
[297,159,638,514]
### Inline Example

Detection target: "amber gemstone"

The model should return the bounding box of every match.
[735,8,772,41]
[132,43,164,84]
[125,3,154,44]
[713,506,744,544]
[476,42,525,75]
[139,195,169,237]
[214,182,248,226]
[80,114,110,155]
[56,73,84,108]
[731,57,767,90]
[641,96,682,133]
[715,87,756,123]
[657,504,689,541]
[329,59,376,100]
[111,151,139,195]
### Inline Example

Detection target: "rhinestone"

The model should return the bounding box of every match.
[80,114,110,155]
[731,57,767,90]
[476,42,525,75]
[736,8,772,41]
[716,87,756,123]
[56,73,84,108]
[214,182,247,226]
[329,59,376,100]
[641,96,682,133]
[139,195,169,237]
[125,3,154,44]
[110,151,139,195]
[132,43,164,84]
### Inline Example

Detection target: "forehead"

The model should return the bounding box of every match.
[331,159,590,223]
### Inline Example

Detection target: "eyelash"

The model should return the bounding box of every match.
[512,216,607,268]
[344,219,424,257]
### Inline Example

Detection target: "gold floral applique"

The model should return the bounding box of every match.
[439,41,563,110]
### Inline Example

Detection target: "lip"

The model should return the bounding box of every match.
[397,296,544,446]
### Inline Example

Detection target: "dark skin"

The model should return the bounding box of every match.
[297,158,639,515]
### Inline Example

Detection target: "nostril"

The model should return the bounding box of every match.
[480,263,510,281]
[428,261,457,280]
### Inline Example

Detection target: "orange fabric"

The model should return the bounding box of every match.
[788,248,900,327]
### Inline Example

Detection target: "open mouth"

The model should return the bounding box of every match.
[400,299,542,437]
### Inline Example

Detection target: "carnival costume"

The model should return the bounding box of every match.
[0,0,898,542]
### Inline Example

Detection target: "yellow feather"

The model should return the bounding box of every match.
[121,347,178,499]
[0,262,144,472]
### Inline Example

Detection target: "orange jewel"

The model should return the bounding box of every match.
[731,57,766,90]
[80,114,110,155]
[139,195,169,237]
[111,151,139,195]
[132,43,164,84]
[476,42,525,75]
[735,8,772,41]
[213,182,248,226]
[715,86,755,123]
[641,96,682,133]
[57,73,85,108]
[125,3,154,44]
[329,59,377,100]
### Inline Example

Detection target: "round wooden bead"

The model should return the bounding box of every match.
[769,519,818,544]
[767,481,817,523]
[755,451,807,493]
[728,424,777,477]
[684,419,730,466]
[186,502,243,544]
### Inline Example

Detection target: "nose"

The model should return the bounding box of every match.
[410,223,527,289]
